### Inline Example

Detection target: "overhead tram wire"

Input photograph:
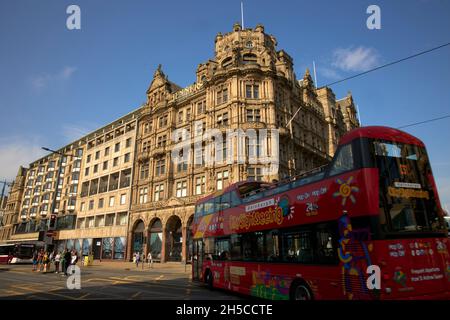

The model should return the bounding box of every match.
[397,114,450,129]
[284,41,450,128]
[322,42,450,88]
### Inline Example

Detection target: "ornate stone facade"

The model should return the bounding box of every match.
[128,24,359,262]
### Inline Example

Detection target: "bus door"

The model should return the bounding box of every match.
[192,239,204,281]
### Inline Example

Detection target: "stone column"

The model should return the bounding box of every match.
[160,226,166,263]
[126,230,133,261]
[181,225,187,263]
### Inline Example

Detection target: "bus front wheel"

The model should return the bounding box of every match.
[205,270,214,290]
[290,281,313,301]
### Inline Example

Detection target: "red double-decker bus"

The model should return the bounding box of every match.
[191,126,450,300]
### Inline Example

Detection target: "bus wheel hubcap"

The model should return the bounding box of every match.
[295,286,311,300]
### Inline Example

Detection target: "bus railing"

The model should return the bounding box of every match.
[241,164,329,201]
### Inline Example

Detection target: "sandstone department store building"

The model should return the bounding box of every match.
[0,24,359,263]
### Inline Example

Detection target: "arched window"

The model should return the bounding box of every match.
[242,53,257,65]
[222,57,233,69]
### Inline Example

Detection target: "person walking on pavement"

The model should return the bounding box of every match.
[147,251,153,269]
[54,251,61,274]
[32,250,38,272]
[135,251,140,268]
[63,249,71,276]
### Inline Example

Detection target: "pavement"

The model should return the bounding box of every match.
[0,261,242,300]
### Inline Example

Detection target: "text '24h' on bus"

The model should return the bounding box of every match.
[191,126,450,300]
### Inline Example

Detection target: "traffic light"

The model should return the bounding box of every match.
[49,214,57,229]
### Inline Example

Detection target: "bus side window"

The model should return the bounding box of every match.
[220,193,231,210]
[316,225,337,264]
[230,234,242,260]
[329,143,354,176]
[282,230,313,264]
[230,191,241,207]
[265,231,280,262]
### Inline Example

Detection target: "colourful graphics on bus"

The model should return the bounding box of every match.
[192,126,450,300]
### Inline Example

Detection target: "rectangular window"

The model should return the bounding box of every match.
[109,196,115,207]
[81,182,89,197]
[104,147,110,156]
[89,179,99,195]
[98,198,104,209]
[105,214,115,226]
[155,158,166,176]
[217,88,228,105]
[195,176,206,195]
[87,217,94,228]
[99,175,108,193]
[159,115,168,128]
[85,167,89,176]
[176,180,187,198]
[246,109,261,122]
[109,172,119,190]
[139,187,148,204]
[93,164,98,173]
[154,184,164,201]
[124,153,130,163]
[140,161,149,180]
[186,108,191,121]
[114,142,120,152]
[119,169,131,188]
[80,202,85,212]
[125,138,132,148]
[157,135,167,147]
[89,200,94,210]
[117,212,127,226]
[217,112,229,126]
[197,100,206,114]
[248,167,263,181]
[245,84,260,99]
[113,157,119,167]
[103,161,108,170]
[178,111,183,124]
[120,194,126,205]
[95,151,100,160]
[216,170,229,191]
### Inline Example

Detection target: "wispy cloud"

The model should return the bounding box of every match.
[30,66,77,92]
[61,122,98,143]
[0,136,47,183]
[332,46,380,72]
[319,66,342,81]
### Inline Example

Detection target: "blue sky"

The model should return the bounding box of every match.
[0,0,449,210]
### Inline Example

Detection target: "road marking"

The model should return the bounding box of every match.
[14,284,79,300]
[78,293,90,300]
[131,291,141,299]
[155,275,164,281]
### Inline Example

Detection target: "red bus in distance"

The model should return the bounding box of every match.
[191,126,450,300]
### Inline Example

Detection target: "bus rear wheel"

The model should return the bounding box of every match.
[291,282,313,301]
[205,270,214,290]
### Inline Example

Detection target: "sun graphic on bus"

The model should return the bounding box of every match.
[333,176,359,206]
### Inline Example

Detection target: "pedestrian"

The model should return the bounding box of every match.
[37,249,44,272]
[141,251,145,269]
[43,252,49,273]
[63,249,71,276]
[54,251,61,274]
[32,250,38,271]
[135,251,140,268]
[147,251,153,269]
[70,250,79,266]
